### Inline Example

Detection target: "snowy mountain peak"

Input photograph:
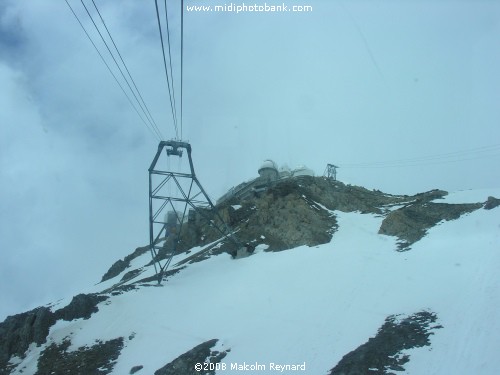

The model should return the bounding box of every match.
[1,177,499,375]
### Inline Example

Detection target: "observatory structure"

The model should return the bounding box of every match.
[217,159,315,205]
[258,160,279,183]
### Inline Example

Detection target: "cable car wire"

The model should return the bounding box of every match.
[339,1,385,82]
[90,0,164,140]
[163,0,179,136]
[155,0,179,139]
[339,144,500,169]
[64,0,162,140]
[79,0,164,140]
[180,0,184,140]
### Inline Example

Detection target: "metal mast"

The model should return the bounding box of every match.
[148,141,240,283]
[325,164,339,181]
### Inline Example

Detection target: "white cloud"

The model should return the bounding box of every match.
[1,0,500,320]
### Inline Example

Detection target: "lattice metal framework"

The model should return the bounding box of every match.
[325,164,339,181]
[148,140,239,282]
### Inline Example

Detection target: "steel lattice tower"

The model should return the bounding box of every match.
[325,164,339,181]
[148,141,240,282]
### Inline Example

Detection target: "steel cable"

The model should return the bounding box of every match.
[90,0,164,140]
[65,0,162,140]
[155,0,179,139]
[80,0,164,140]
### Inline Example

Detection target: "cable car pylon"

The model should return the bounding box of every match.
[148,140,242,283]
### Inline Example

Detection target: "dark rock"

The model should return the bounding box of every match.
[130,365,143,374]
[0,293,108,372]
[216,179,338,252]
[154,339,228,375]
[54,293,108,321]
[484,196,500,210]
[97,178,472,291]
[295,178,446,214]
[35,337,123,375]
[215,180,449,252]
[101,245,150,282]
[379,202,482,250]
[106,178,448,267]
[0,307,56,371]
[329,311,442,375]
[101,259,128,283]
[120,269,143,282]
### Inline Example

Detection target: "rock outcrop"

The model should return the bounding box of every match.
[154,339,228,375]
[35,337,123,375]
[329,311,442,375]
[484,196,500,210]
[0,293,108,372]
[54,293,108,321]
[102,177,494,279]
[379,202,482,250]
[0,307,55,374]
[3,176,498,374]
[101,245,150,282]
[221,178,338,251]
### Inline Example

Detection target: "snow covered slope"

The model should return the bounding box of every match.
[2,183,499,375]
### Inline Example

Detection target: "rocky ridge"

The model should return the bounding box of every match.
[329,311,442,375]
[105,177,490,274]
[0,294,108,374]
[1,177,497,374]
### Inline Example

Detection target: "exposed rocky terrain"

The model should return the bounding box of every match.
[35,337,123,375]
[379,201,482,250]
[1,176,497,374]
[154,339,228,375]
[105,176,490,272]
[0,294,108,374]
[329,311,442,375]
[101,245,150,283]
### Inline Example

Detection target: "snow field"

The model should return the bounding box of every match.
[14,188,499,374]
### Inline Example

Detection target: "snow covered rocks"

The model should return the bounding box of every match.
[329,311,442,374]
[1,178,499,374]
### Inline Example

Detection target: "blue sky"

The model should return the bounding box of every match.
[1,0,499,320]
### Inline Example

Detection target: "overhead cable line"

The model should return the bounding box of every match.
[339,1,385,82]
[181,0,184,139]
[90,0,164,140]
[339,144,500,169]
[155,0,179,139]
[163,0,178,135]
[79,0,164,140]
[65,0,162,140]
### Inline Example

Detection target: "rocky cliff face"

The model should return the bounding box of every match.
[329,311,442,375]
[0,307,54,375]
[111,177,488,271]
[0,294,108,374]
[379,201,482,250]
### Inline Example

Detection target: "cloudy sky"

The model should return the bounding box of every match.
[1,0,499,320]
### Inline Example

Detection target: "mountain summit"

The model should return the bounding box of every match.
[1,176,499,375]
